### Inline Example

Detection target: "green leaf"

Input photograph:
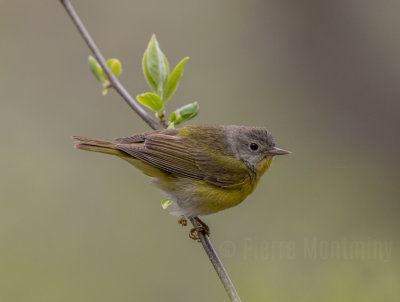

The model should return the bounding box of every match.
[143,34,167,97]
[161,199,173,210]
[142,52,157,93]
[136,92,164,112]
[106,58,122,77]
[163,57,189,102]
[169,102,199,126]
[88,56,106,83]
[163,53,170,77]
[102,87,109,95]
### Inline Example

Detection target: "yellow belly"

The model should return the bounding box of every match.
[151,175,256,216]
[123,155,272,217]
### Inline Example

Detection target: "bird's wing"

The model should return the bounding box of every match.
[115,129,179,143]
[115,133,249,187]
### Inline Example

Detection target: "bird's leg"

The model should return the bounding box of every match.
[189,217,210,241]
[177,215,187,227]
[194,217,210,234]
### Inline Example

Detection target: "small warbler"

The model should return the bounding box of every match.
[73,124,289,237]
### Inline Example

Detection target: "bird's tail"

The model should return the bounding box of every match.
[73,136,127,157]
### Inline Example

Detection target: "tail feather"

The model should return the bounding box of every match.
[73,136,127,157]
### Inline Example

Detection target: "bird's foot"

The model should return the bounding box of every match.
[177,216,187,227]
[189,217,210,241]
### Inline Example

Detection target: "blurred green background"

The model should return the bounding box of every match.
[1,1,399,301]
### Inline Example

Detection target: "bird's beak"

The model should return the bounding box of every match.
[267,147,291,156]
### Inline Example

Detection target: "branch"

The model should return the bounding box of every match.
[189,217,241,301]
[60,0,162,130]
[59,1,241,301]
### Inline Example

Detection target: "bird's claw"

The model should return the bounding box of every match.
[189,217,210,241]
[177,216,187,227]
[189,227,205,241]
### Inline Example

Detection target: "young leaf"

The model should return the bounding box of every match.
[143,34,167,97]
[88,55,106,83]
[142,52,157,93]
[106,58,122,77]
[163,57,189,101]
[169,102,199,126]
[136,92,164,112]
[102,87,109,95]
[163,53,170,77]
[161,199,173,210]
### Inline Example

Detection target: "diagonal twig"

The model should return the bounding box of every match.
[59,1,241,301]
[189,217,241,301]
[60,0,162,130]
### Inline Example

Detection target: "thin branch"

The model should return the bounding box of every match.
[59,1,241,301]
[189,217,241,302]
[60,0,162,130]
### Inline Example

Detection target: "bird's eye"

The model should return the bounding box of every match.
[250,143,259,151]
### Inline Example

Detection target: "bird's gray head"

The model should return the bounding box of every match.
[224,125,290,172]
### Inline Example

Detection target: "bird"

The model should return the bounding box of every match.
[73,124,290,239]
